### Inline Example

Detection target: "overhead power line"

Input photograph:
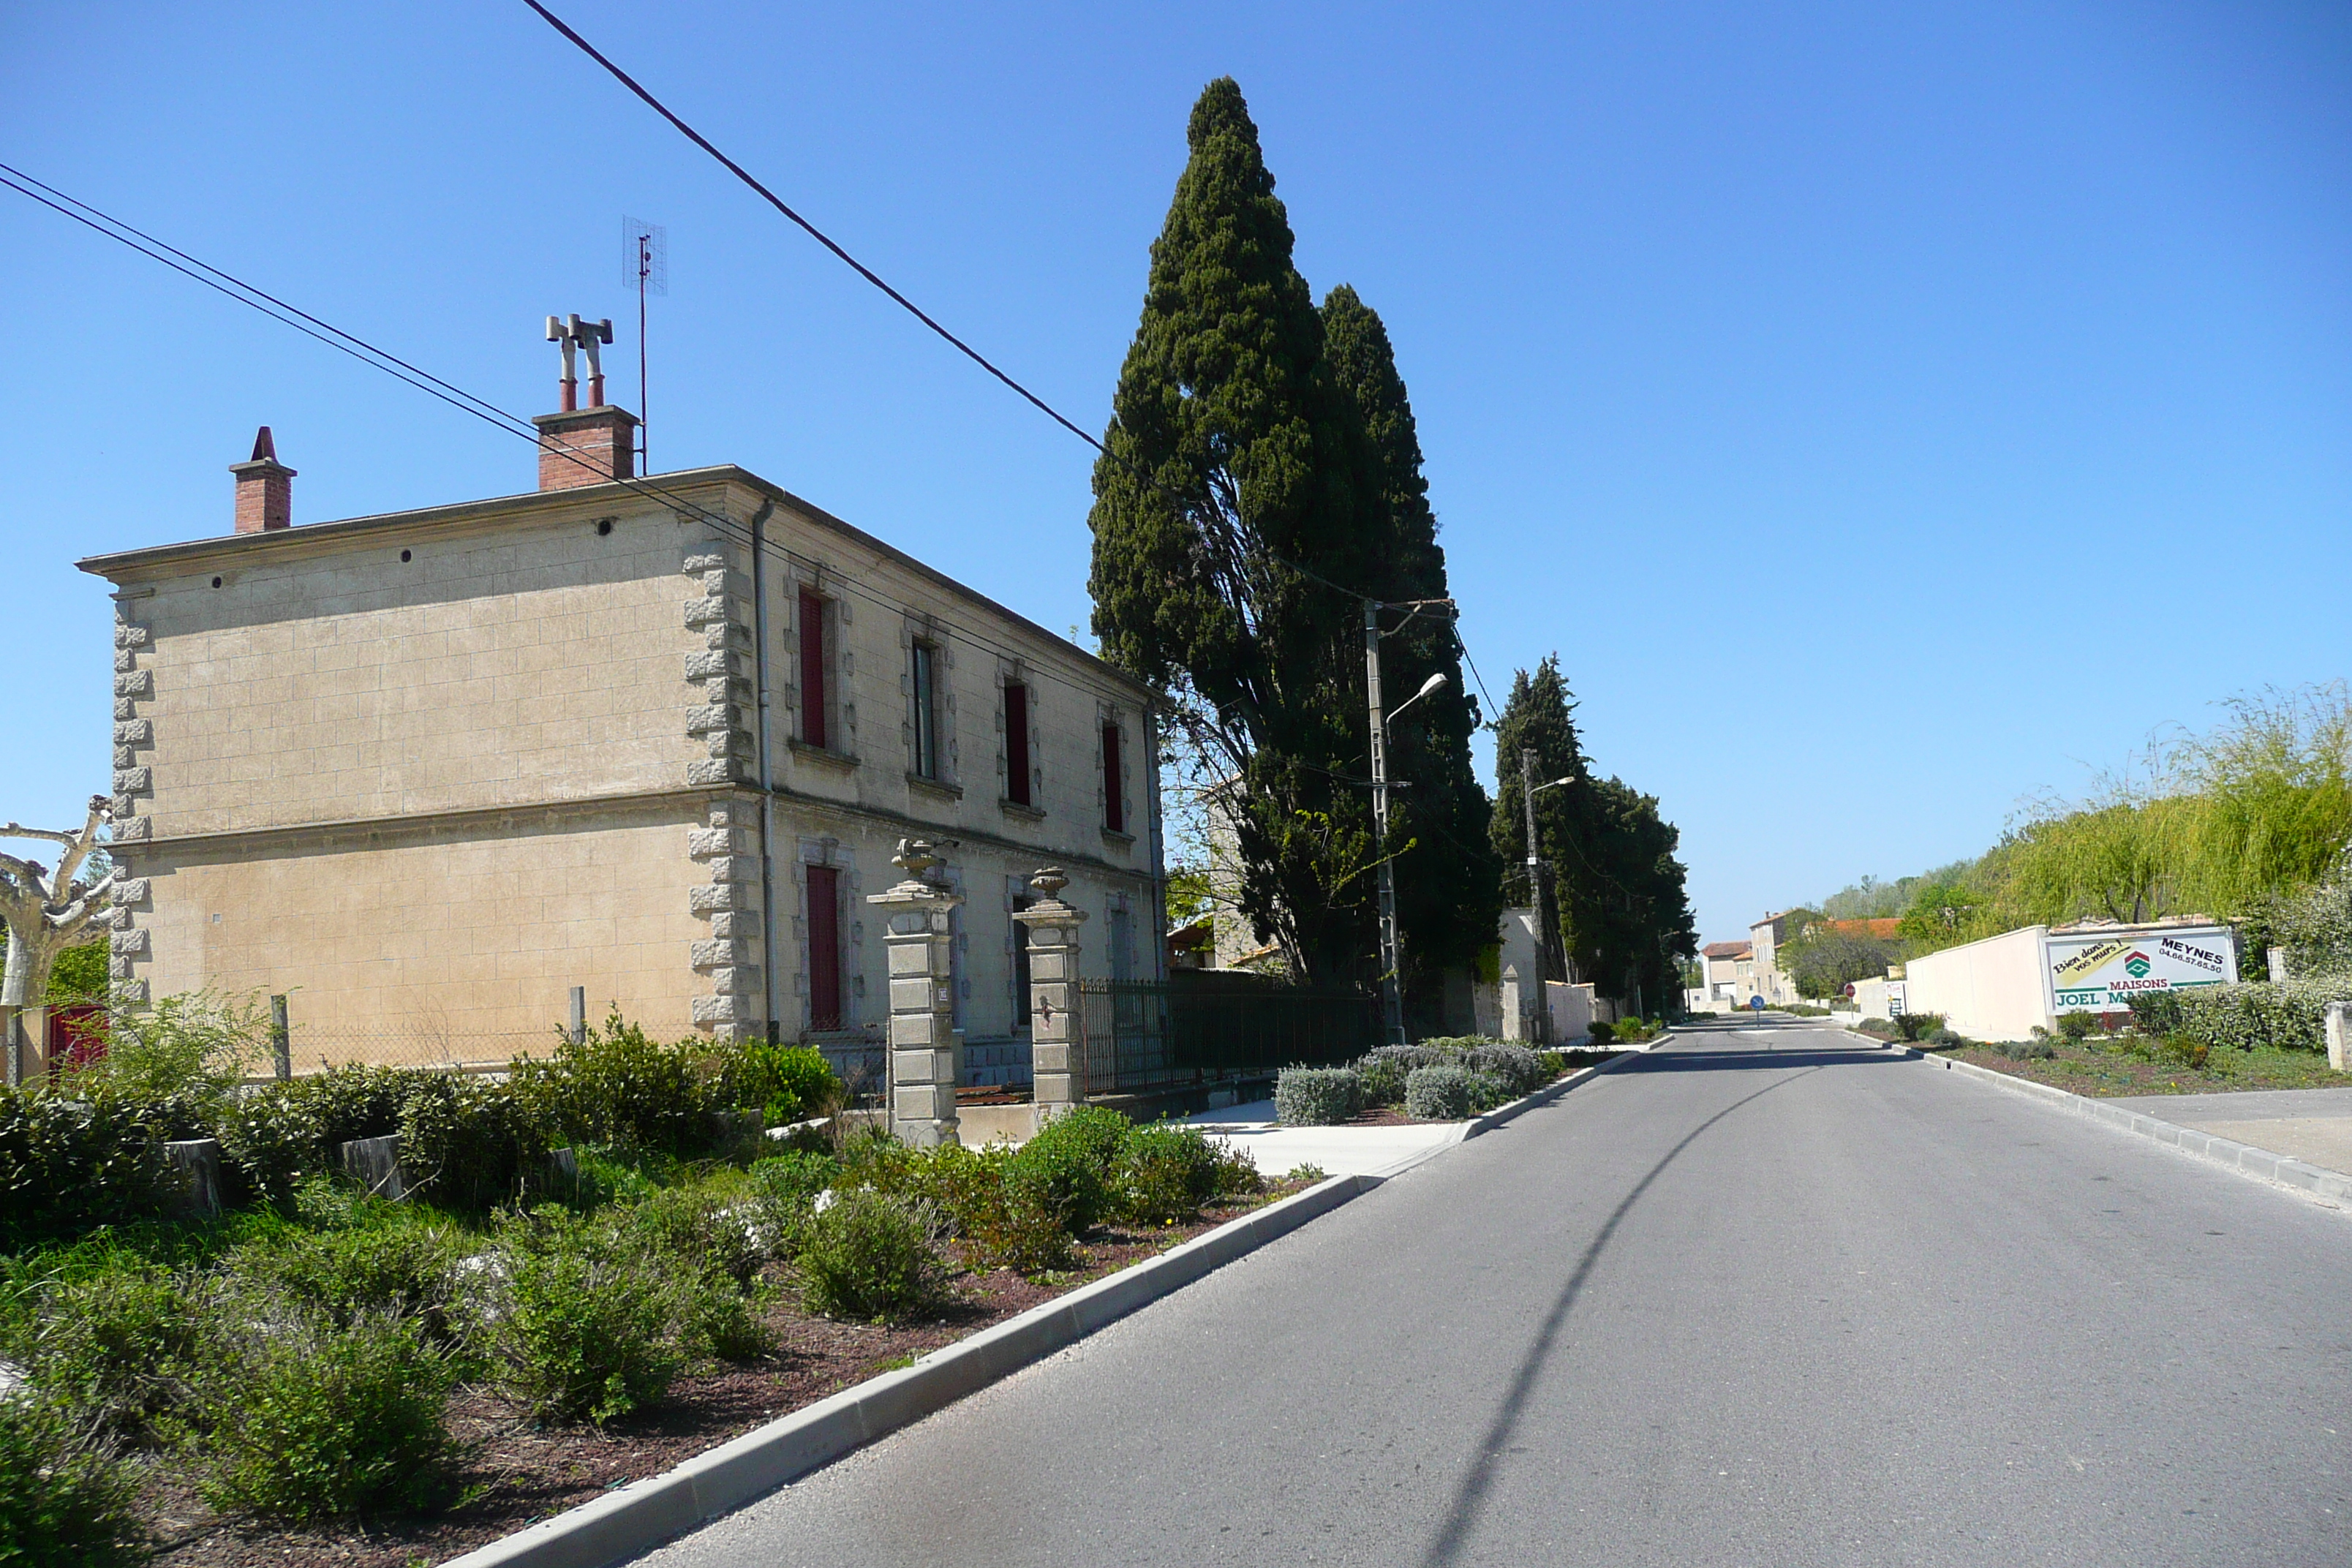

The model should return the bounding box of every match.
[517,1,1408,615]
[521,0,1105,455]
[0,165,1140,696]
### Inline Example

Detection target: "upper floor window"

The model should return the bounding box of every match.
[1003,682,1031,806]
[797,587,830,750]
[911,641,941,780]
[1101,720,1125,834]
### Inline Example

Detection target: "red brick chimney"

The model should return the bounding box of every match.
[230,426,294,533]
[533,405,639,491]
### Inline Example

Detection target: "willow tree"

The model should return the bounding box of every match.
[1319,284,1501,991]
[1088,79,1387,981]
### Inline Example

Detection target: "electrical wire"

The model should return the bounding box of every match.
[0,165,1150,706]
[522,0,1104,455]
[518,2,1418,617]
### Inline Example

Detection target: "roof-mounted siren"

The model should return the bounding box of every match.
[545,314,615,412]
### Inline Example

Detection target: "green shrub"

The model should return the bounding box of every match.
[625,1186,761,1290]
[2056,1011,2097,1041]
[1115,1123,1223,1225]
[1354,1053,1409,1107]
[1403,1065,1505,1120]
[508,1010,712,1156]
[194,1302,457,1522]
[679,1272,775,1363]
[0,1090,176,1251]
[1893,1012,1947,1044]
[1586,1019,1615,1044]
[1273,1067,1361,1127]
[2138,979,2352,1053]
[18,1264,210,1444]
[58,989,267,1110]
[0,1396,146,1567]
[795,1189,948,1323]
[713,1041,845,1126]
[2162,1032,2213,1070]
[227,1226,468,1348]
[489,1210,686,1424]
[962,1187,1074,1275]
[397,1073,547,1212]
[1004,1107,1128,1233]
[1995,1039,2056,1060]
[745,1150,841,1257]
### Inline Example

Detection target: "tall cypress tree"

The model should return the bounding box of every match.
[1320,284,1501,991]
[1488,656,1697,1012]
[1088,79,1386,982]
[1489,657,1589,983]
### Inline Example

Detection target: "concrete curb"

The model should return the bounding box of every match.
[1857,1029,2352,1208]
[438,1170,1379,1568]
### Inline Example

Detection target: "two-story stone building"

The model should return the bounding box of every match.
[78,377,1164,1085]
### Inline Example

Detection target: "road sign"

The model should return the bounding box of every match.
[1749,995,1765,1012]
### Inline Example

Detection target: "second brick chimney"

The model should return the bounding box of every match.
[533,406,639,491]
[230,426,295,532]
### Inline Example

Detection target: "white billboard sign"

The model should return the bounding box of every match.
[2043,926,2236,1014]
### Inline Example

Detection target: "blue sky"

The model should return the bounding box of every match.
[4,1,2346,944]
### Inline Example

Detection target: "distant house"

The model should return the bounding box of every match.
[1698,940,1753,1003]
[80,359,1164,1082]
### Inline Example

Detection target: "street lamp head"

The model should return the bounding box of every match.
[1386,671,1449,724]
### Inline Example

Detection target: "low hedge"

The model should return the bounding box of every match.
[1273,1067,1362,1126]
[1403,1065,1507,1120]
[2129,978,2352,1053]
[0,1090,179,1251]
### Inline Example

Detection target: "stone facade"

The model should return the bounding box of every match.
[81,464,1164,1071]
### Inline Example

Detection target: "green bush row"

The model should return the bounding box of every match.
[2127,979,2352,1052]
[1,1009,848,1248]
[1275,1039,1568,1126]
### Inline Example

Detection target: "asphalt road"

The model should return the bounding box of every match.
[635,1019,2352,1567]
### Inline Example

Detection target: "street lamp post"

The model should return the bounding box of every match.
[1365,598,1447,1045]
[1519,749,1577,1044]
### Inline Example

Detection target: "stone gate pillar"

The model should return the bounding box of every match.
[1499,964,1526,1044]
[1014,868,1088,1117]
[868,839,963,1148]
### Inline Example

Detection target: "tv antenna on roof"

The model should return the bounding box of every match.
[623,216,666,471]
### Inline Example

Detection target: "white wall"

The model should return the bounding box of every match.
[1899,926,2052,1042]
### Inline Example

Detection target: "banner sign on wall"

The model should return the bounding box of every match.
[2045,927,2235,1013]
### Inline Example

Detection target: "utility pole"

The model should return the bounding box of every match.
[1366,601,1404,1045]
[1520,747,1550,1045]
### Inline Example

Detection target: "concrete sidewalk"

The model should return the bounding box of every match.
[1182,1098,1469,1179]
[2106,1085,2352,1178]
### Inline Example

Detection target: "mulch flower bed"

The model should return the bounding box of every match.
[1931,1040,2352,1098]
[146,1186,1308,1568]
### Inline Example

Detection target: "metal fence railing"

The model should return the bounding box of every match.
[1077,979,1382,1098]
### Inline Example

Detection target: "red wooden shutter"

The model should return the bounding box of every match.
[1004,684,1030,805]
[807,865,842,1030]
[798,589,827,749]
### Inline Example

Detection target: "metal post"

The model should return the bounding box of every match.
[568,987,587,1047]
[269,994,290,1081]
[1520,747,1550,1045]
[1366,601,1404,1045]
